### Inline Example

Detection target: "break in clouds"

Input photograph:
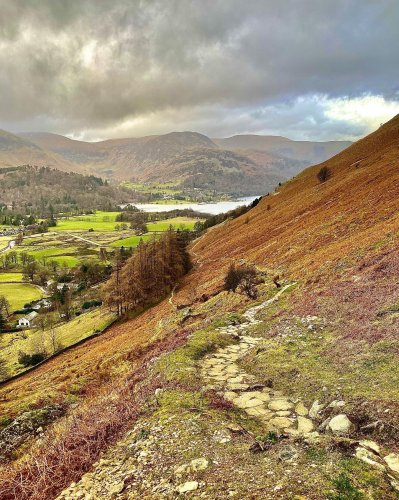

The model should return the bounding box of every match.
[0,0,398,140]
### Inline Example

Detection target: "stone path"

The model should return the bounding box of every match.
[200,285,399,491]
[201,284,316,436]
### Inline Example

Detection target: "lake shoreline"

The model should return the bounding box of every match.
[120,196,261,215]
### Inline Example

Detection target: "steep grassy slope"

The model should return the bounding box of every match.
[0,117,398,498]
[201,116,399,278]
[1,114,397,421]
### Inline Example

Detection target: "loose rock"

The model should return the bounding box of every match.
[177,481,199,494]
[327,414,353,436]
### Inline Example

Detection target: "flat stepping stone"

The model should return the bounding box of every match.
[224,391,238,401]
[268,399,294,411]
[234,394,264,409]
[295,402,308,416]
[245,407,274,418]
[244,391,270,402]
[225,365,239,374]
[208,367,227,374]
[209,376,229,382]
[227,375,245,384]
[269,416,295,429]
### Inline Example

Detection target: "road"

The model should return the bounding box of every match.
[0,240,15,254]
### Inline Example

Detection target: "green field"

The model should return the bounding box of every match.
[110,217,200,247]
[16,246,78,260]
[147,217,200,232]
[0,235,11,251]
[110,234,153,248]
[13,246,82,268]
[44,255,80,267]
[0,273,24,283]
[0,309,116,376]
[53,212,121,232]
[0,283,43,311]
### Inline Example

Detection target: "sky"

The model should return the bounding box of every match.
[0,0,398,142]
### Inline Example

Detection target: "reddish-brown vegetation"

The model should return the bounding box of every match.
[0,327,192,500]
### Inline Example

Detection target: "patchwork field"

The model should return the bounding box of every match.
[0,308,116,377]
[0,283,43,311]
[10,242,95,268]
[0,236,11,251]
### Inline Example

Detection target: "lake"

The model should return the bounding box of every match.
[121,196,260,215]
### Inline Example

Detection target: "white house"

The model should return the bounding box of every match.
[17,311,38,329]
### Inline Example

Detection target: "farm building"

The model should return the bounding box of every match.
[17,311,38,328]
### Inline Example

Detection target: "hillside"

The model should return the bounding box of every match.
[0,130,80,173]
[214,134,351,164]
[19,132,106,167]
[0,117,398,498]
[19,131,316,194]
[2,130,352,197]
[0,166,132,213]
[163,147,288,195]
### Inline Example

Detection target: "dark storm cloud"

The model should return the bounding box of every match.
[0,0,398,139]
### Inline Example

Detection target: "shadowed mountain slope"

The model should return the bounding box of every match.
[214,134,351,164]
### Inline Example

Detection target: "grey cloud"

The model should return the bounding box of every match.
[0,0,398,139]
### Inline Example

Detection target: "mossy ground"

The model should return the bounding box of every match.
[57,301,394,498]
[241,286,399,410]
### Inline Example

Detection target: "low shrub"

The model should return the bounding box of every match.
[18,351,47,367]
[82,300,102,310]
[317,166,332,183]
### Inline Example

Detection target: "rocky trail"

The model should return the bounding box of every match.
[201,284,316,436]
[56,284,399,498]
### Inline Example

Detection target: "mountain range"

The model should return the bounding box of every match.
[0,129,351,196]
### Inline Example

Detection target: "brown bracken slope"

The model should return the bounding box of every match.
[198,114,399,281]
[1,116,398,418]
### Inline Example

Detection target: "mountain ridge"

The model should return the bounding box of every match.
[14,130,351,195]
[214,134,352,164]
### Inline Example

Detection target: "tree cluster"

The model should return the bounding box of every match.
[0,165,132,215]
[102,229,191,316]
[224,263,259,299]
